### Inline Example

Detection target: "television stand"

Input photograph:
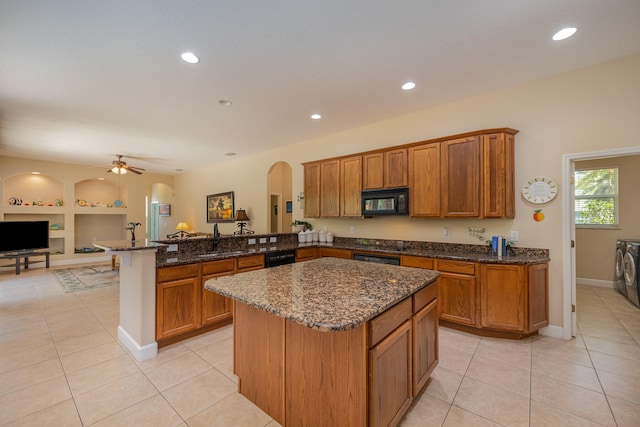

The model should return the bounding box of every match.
[0,251,50,275]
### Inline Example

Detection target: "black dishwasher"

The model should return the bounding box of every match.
[264,249,296,267]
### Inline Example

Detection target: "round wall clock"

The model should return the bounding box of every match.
[522,176,558,204]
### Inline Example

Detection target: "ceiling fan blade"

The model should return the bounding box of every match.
[123,165,144,174]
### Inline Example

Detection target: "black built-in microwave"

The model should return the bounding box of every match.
[361,188,409,216]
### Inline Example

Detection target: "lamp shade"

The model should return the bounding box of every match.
[111,166,127,174]
[176,222,189,231]
[234,209,250,221]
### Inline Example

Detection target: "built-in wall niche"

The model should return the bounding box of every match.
[74,178,128,208]
[3,213,64,230]
[3,173,64,206]
[74,214,127,251]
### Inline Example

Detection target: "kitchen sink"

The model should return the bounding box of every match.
[198,250,247,258]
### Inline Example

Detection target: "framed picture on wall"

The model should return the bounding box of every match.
[158,203,171,217]
[207,191,235,223]
[286,200,292,213]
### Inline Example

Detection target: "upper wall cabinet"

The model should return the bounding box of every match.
[304,157,363,218]
[304,128,518,220]
[363,148,408,190]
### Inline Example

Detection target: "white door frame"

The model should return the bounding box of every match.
[562,146,640,339]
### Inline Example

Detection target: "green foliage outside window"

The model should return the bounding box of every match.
[574,168,618,226]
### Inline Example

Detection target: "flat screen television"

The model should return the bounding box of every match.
[0,221,50,254]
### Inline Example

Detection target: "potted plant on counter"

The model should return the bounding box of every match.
[291,220,313,233]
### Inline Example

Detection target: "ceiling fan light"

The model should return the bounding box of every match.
[111,166,127,174]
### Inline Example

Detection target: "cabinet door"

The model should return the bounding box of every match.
[363,153,384,190]
[156,277,199,339]
[202,275,233,326]
[483,133,515,218]
[295,247,318,262]
[408,143,440,217]
[384,148,408,188]
[369,320,412,427]
[341,156,362,217]
[480,264,525,332]
[320,160,340,217]
[438,272,476,326]
[441,136,481,217]
[528,263,549,331]
[413,299,438,396]
[304,163,321,218]
[319,247,352,259]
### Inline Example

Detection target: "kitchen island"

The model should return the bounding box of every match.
[205,257,440,427]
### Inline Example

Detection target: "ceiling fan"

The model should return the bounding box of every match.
[108,154,146,175]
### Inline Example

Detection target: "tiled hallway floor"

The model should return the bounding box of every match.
[2,265,640,426]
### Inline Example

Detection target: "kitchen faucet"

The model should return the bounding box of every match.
[212,223,221,251]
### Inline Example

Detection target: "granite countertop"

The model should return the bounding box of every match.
[93,240,168,252]
[157,240,548,267]
[205,257,439,332]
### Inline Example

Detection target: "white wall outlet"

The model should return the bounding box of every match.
[443,227,450,238]
[270,236,277,243]
[349,226,355,234]
[167,257,178,263]
[167,244,178,252]
[510,230,519,242]
[248,238,256,245]
[259,237,267,244]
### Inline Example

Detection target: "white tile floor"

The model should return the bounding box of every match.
[2,264,640,426]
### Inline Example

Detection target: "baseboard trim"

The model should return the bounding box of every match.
[538,324,564,339]
[576,277,615,288]
[117,326,158,362]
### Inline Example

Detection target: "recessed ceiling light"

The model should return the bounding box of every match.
[218,99,232,107]
[181,52,199,64]
[31,171,40,175]
[175,168,183,172]
[552,27,577,41]
[401,82,416,90]
[98,177,105,181]
[225,152,237,156]
[310,114,322,120]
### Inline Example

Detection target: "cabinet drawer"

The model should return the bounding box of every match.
[202,259,236,276]
[401,255,434,270]
[157,263,199,282]
[320,247,352,259]
[296,247,318,261]
[436,260,475,275]
[413,281,438,313]
[237,254,264,271]
[369,297,412,347]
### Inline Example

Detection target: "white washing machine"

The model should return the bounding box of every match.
[623,242,640,307]
[616,240,630,296]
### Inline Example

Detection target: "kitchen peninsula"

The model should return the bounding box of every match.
[205,257,440,427]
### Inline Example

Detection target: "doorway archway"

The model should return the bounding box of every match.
[267,162,293,233]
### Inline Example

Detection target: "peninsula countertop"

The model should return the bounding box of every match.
[93,239,168,252]
[204,257,439,332]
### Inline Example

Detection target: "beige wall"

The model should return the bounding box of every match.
[173,53,640,329]
[575,155,640,283]
[1,156,173,262]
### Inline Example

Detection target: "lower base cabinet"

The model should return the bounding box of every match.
[156,256,264,345]
[235,282,439,427]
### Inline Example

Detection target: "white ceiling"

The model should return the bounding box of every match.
[1,0,640,175]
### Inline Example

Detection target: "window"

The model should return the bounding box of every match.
[574,167,618,226]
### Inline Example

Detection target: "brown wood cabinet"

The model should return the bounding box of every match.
[156,264,200,340]
[480,263,549,334]
[321,160,341,217]
[156,255,264,345]
[341,156,362,217]
[363,149,408,190]
[483,132,515,218]
[405,255,548,338]
[441,136,481,217]
[303,162,320,218]
[319,247,353,259]
[412,284,438,396]
[295,246,318,262]
[202,259,235,326]
[435,260,477,327]
[408,143,441,217]
[304,128,519,220]
[237,254,264,272]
